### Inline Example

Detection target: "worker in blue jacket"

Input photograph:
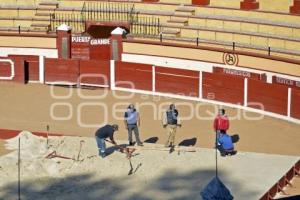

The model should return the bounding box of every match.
[217,130,236,157]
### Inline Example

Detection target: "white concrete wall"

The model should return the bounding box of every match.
[0,47,58,58]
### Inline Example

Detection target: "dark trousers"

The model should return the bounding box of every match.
[127,124,142,144]
[217,145,234,156]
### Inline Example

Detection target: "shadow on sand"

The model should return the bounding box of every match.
[143,137,159,144]
[0,168,259,200]
[178,138,197,146]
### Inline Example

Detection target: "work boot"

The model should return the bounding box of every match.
[129,141,134,146]
[100,152,106,158]
[137,142,143,146]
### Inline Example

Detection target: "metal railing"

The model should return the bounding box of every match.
[49,1,161,36]
[130,17,161,36]
[50,13,85,33]
[81,2,138,23]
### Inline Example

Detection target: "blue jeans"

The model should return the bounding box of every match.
[95,136,106,155]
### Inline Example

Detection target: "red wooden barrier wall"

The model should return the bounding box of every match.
[115,61,152,91]
[45,58,80,84]
[248,79,288,115]
[8,55,39,82]
[89,44,111,60]
[4,56,26,83]
[71,36,111,60]
[71,42,90,60]
[155,67,199,97]
[79,60,110,86]
[291,89,300,119]
[0,59,12,78]
[202,72,244,104]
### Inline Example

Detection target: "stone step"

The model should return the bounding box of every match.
[31,23,50,28]
[35,12,52,17]
[33,17,51,22]
[175,6,195,16]
[35,9,55,14]
[167,17,188,26]
[39,1,59,6]
[38,1,59,10]
[30,28,49,32]
[161,28,181,37]
[175,6,196,12]
[174,11,194,17]
[35,13,52,20]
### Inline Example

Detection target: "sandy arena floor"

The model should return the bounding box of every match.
[0,82,299,199]
[0,132,298,200]
[0,82,299,156]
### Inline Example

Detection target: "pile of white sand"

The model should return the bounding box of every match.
[0,131,296,200]
[0,131,101,180]
[5,131,48,159]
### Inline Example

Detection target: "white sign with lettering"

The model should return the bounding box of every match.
[72,36,91,43]
[223,68,251,78]
[71,36,110,45]
[275,77,300,88]
[90,39,110,45]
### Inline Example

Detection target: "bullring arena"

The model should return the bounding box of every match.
[0,0,300,199]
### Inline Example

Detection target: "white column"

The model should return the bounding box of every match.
[287,88,292,117]
[244,78,248,107]
[110,60,115,90]
[152,65,155,92]
[199,71,203,99]
[266,74,272,83]
[39,55,45,84]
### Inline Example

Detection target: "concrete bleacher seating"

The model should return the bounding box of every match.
[0,1,60,34]
[0,0,39,7]
[30,1,58,32]
[0,0,300,60]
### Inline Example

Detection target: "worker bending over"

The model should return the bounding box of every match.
[95,124,119,158]
[217,130,236,157]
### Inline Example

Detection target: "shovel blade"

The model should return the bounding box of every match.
[128,169,133,175]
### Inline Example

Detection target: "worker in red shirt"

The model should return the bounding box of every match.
[213,108,229,140]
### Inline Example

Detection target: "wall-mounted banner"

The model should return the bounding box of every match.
[273,76,300,89]
[213,66,266,81]
[71,36,110,45]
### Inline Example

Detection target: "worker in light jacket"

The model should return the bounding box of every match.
[124,104,143,146]
[162,104,181,148]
